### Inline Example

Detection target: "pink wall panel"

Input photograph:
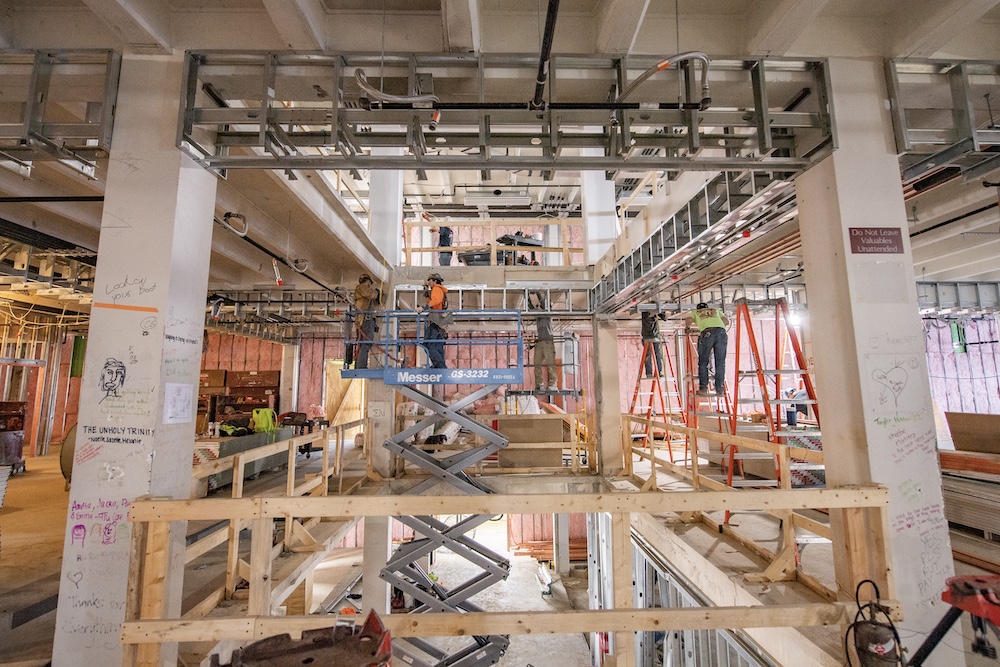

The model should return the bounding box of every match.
[925,317,1000,415]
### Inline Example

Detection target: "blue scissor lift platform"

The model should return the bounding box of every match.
[341,309,526,667]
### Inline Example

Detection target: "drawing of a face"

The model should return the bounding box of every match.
[99,358,126,402]
[101,523,116,545]
[71,524,86,547]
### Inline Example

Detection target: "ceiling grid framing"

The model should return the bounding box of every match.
[175,51,837,176]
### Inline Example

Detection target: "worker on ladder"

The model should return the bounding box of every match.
[640,308,666,377]
[686,302,730,397]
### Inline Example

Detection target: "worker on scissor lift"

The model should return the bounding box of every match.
[352,272,380,369]
[422,273,449,369]
[528,292,558,392]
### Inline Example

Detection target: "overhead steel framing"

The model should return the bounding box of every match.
[0,50,120,179]
[888,59,1000,185]
[177,52,837,175]
[592,172,798,314]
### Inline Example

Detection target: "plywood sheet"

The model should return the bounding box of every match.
[945,412,1000,454]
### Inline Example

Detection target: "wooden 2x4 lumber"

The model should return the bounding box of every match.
[627,415,824,465]
[129,487,888,522]
[120,601,897,645]
[939,450,1000,476]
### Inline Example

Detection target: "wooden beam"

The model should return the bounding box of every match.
[130,487,888,522]
[121,601,895,644]
[248,518,274,616]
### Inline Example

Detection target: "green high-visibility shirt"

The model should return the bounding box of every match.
[692,308,726,330]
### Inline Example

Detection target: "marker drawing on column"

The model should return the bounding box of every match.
[98,358,126,403]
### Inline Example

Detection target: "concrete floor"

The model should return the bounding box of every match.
[420,516,594,667]
[0,447,68,667]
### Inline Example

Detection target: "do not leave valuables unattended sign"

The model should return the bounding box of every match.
[849,227,904,254]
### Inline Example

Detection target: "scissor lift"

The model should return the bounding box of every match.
[342,309,524,667]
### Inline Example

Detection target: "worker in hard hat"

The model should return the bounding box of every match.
[422,273,449,368]
[685,302,730,396]
[353,272,380,369]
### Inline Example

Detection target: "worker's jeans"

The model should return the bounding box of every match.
[697,327,728,394]
[642,337,664,377]
[426,322,448,368]
[355,316,375,369]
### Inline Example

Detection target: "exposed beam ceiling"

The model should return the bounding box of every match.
[442,0,481,53]
[79,0,171,54]
[595,0,650,55]
[891,0,1000,58]
[746,0,830,56]
[262,0,328,51]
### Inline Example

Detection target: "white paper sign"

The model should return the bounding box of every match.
[163,382,193,424]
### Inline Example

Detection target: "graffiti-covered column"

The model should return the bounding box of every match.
[53,54,218,667]
[797,58,961,667]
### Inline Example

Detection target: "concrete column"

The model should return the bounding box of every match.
[553,513,570,576]
[593,318,623,475]
[796,57,961,666]
[581,148,619,264]
[53,55,218,666]
[369,148,404,272]
[362,515,392,615]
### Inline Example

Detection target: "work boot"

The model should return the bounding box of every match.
[696,388,713,397]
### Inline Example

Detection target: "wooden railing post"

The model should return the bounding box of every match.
[248,517,274,617]
[135,520,170,667]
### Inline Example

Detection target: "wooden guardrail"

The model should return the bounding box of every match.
[402,219,584,267]
[121,486,891,664]
[145,419,370,663]
[620,414,890,603]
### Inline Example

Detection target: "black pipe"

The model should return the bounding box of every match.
[214,217,341,295]
[909,201,999,238]
[530,0,561,110]
[0,196,104,203]
[375,100,704,111]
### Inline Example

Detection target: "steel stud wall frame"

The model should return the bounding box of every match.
[176,52,836,175]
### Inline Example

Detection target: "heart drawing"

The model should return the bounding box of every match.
[872,365,908,406]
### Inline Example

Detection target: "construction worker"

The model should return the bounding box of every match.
[640,309,666,378]
[353,272,380,369]
[686,302,730,396]
[432,225,454,266]
[423,273,449,368]
[529,293,558,392]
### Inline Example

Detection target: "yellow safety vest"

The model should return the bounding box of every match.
[693,308,726,330]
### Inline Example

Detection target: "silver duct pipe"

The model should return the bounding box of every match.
[616,51,712,110]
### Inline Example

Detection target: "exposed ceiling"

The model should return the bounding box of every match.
[0,0,998,328]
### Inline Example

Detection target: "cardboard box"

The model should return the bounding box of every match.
[946,412,1000,454]
[227,370,280,387]
[497,418,563,468]
[200,370,226,388]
